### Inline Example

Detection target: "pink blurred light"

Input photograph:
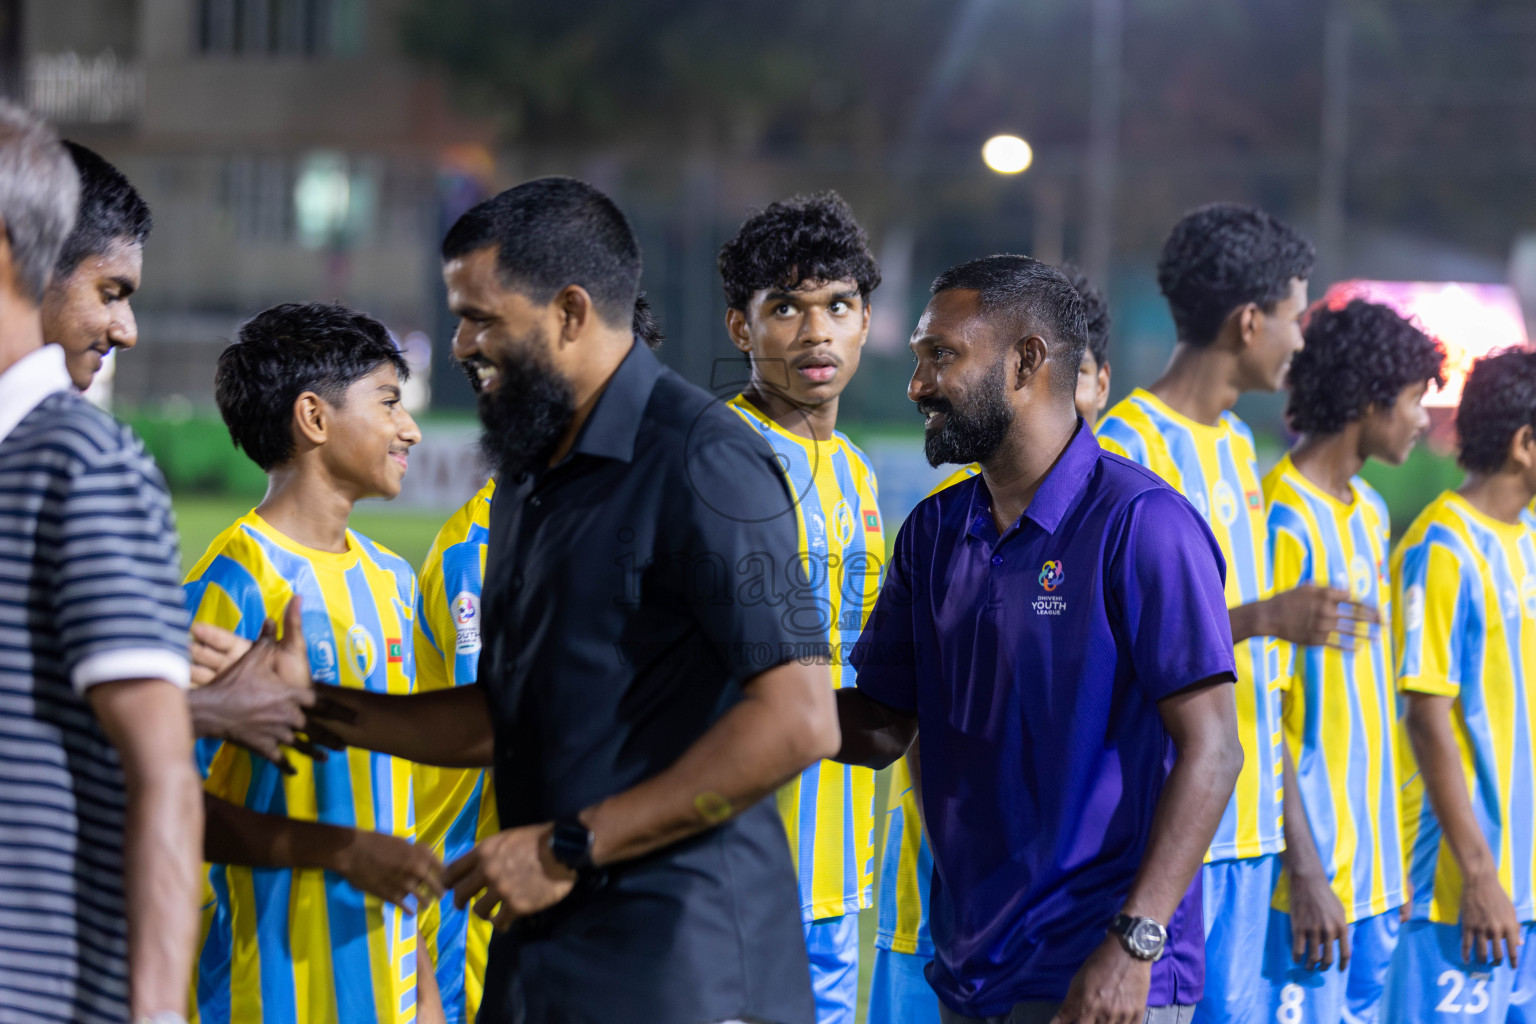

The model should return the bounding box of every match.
[1321,280,1530,408]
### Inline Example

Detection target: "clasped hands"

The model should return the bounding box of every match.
[189,609,575,926]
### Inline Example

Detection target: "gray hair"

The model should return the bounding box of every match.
[0,102,78,304]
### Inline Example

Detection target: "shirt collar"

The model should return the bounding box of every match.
[568,337,662,465]
[1023,418,1100,534]
[0,344,73,444]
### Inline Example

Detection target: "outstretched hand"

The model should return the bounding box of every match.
[1262,585,1379,650]
[443,824,577,931]
[335,830,444,912]
[188,598,342,772]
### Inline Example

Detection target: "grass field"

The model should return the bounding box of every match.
[171,493,894,1022]
[173,495,449,576]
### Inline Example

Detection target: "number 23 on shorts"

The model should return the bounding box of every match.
[1436,969,1493,1016]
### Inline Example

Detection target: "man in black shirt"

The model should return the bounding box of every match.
[308,177,837,1024]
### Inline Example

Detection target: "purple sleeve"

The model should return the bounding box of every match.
[849,519,919,713]
[1110,487,1236,701]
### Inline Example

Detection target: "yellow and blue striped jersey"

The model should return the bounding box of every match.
[1395,491,1536,924]
[874,465,975,955]
[184,511,421,1024]
[875,758,934,956]
[1264,455,1403,921]
[728,394,882,921]
[1097,388,1283,862]
[414,478,498,1024]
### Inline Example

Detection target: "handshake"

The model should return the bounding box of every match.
[186,595,349,775]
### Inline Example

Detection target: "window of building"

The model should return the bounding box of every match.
[197,0,364,57]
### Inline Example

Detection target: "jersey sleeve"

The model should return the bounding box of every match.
[51,434,191,692]
[414,547,452,695]
[1094,415,1150,467]
[1266,498,1313,691]
[1395,533,1470,698]
[1110,487,1237,701]
[850,517,920,713]
[184,540,269,642]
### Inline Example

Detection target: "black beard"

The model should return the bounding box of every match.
[475,331,576,480]
[921,364,1014,468]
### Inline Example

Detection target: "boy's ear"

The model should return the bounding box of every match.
[1510,423,1536,471]
[725,306,753,354]
[292,391,328,448]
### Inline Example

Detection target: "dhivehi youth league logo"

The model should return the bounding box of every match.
[1039,560,1065,592]
[453,590,482,655]
[346,624,376,678]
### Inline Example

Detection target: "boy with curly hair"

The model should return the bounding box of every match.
[1262,299,1445,1023]
[1384,348,1536,1021]
[1096,203,1381,1022]
[717,191,883,1024]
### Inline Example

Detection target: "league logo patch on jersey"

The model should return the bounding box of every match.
[1350,555,1373,601]
[1034,560,1067,616]
[1522,575,1536,620]
[1212,480,1239,526]
[834,500,855,546]
[453,590,482,655]
[346,624,376,678]
[1404,584,1426,632]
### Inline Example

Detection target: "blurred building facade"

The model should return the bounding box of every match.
[13,0,495,409]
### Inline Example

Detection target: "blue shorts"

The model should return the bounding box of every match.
[867,946,941,1024]
[805,914,860,1024]
[1382,919,1536,1022]
[1195,854,1282,1024]
[1262,908,1399,1024]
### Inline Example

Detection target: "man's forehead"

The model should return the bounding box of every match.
[912,289,990,342]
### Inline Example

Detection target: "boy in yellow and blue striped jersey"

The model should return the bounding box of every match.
[1261,300,1444,1024]
[413,476,497,1024]
[185,303,444,1024]
[1384,349,1536,1022]
[1097,205,1377,1024]
[867,268,1112,1024]
[719,191,883,1024]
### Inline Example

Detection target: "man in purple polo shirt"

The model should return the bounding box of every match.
[837,255,1245,1024]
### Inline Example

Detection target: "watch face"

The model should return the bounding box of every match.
[1131,919,1166,956]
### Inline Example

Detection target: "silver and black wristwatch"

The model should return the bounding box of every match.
[1108,913,1168,961]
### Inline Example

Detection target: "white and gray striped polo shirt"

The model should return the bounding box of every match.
[0,344,190,1024]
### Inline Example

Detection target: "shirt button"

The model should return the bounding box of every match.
[991,554,1003,567]
[530,495,542,507]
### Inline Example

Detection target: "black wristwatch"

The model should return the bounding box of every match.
[549,815,595,874]
[1108,913,1168,962]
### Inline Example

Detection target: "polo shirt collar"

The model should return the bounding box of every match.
[0,343,73,444]
[1023,418,1100,534]
[968,418,1100,540]
[569,336,662,464]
